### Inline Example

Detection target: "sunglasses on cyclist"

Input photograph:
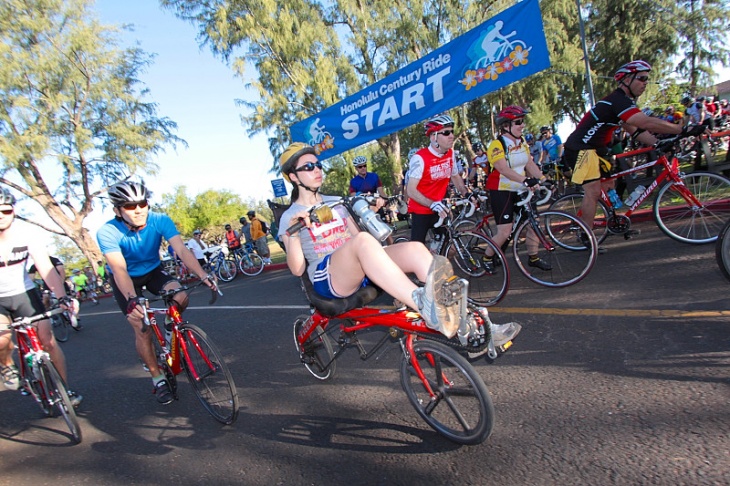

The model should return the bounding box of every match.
[294,161,323,173]
[437,130,454,136]
[121,201,148,211]
[635,76,650,83]
[512,119,525,126]
[0,208,14,215]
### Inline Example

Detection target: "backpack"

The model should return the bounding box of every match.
[260,219,269,234]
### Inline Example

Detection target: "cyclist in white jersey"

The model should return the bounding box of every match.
[0,188,82,406]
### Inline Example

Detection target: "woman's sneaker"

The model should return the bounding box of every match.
[1,364,20,391]
[413,256,460,338]
[67,390,83,408]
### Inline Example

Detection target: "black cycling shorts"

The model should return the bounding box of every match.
[110,264,177,314]
[489,190,520,225]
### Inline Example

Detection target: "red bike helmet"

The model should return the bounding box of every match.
[614,60,652,82]
[495,105,530,126]
[424,114,454,136]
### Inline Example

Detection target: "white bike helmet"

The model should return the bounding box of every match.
[108,181,149,207]
[352,156,367,167]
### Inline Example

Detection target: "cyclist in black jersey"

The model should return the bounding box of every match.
[563,60,706,232]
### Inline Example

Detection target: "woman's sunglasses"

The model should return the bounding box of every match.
[122,201,149,211]
[294,161,323,173]
[512,119,525,126]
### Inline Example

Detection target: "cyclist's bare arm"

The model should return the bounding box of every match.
[29,245,69,301]
[625,112,682,141]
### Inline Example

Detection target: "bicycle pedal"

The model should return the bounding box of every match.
[624,229,641,240]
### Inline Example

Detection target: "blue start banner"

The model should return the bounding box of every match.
[289,0,550,160]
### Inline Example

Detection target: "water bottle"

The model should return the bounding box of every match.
[25,352,33,373]
[350,197,392,242]
[607,189,623,208]
[429,233,443,253]
[624,185,646,207]
[164,316,173,346]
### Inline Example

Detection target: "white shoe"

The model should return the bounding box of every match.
[490,322,522,347]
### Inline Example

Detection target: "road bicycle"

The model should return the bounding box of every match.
[716,218,730,282]
[230,246,264,277]
[549,135,730,245]
[13,307,82,443]
[454,186,598,288]
[203,246,238,282]
[140,281,239,424]
[392,196,509,307]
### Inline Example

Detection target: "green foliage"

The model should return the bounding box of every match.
[158,186,280,238]
[161,0,729,176]
[0,0,184,266]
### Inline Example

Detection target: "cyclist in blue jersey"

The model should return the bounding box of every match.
[540,126,563,167]
[349,156,387,198]
[96,181,217,405]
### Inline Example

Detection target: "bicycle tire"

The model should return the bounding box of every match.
[715,218,730,282]
[179,324,239,424]
[238,252,264,276]
[549,193,610,244]
[215,259,237,282]
[52,314,69,343]
[293,315,335,380]
[38,359,82,443]
[400,339,494,445]
[513,210,597,288]
[444,231,509,307]
[653,171,730,244]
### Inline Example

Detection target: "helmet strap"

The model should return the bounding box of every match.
[115,213,147,232]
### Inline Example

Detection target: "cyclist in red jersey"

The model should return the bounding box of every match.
[406,114,471,243]
[563,60,703,232]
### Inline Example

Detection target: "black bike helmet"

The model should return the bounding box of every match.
[473,141,484,152]
[0,187,16,206]
[108,181,149,207]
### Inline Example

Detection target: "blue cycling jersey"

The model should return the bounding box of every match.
[542,135,563,162]
[97,212,179,277]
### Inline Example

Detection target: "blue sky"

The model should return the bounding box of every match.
[93,1,277,211]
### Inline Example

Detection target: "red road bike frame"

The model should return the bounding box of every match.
[145,302,214,380]
[597,148,702,214]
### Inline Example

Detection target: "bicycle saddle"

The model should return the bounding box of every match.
[300,271,380,317]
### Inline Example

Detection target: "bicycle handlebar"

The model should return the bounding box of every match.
[11,307,64,328]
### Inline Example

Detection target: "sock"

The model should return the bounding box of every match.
[529,255,539,262]
[152,374,165,386]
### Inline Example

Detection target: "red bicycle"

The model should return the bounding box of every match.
[550,135,730,245]
[140,282,239,424]
[289,198,518,445]
[13,307,82,444]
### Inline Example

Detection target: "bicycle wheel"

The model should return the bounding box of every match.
[653,172,730,244]
[513,210,597,287]
[38,359,82,443]
[51,314,69,343]
[293,315,335,380]
[550,193,610,244]
[215,258,238,282]
[238,252,264,276]
[715,218,730,282]
[179,324,239,425]
[400,339,494,445]
[445,231,509,307]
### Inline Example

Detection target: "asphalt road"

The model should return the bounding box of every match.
[0,218,728,486]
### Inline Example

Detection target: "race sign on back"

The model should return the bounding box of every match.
[289,0,550,160]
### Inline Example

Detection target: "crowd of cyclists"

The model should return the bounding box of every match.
[1,58,727,420]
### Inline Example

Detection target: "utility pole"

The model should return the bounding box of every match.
[576,0,595,106]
